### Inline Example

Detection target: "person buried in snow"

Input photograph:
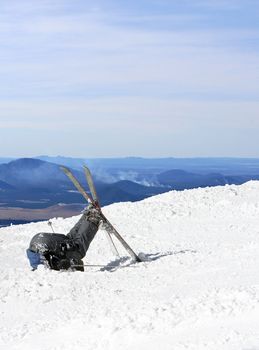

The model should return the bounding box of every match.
[26,204,102,271]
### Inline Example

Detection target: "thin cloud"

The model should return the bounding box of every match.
[0,0,258,157]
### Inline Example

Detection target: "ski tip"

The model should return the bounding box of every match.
[83,164,91,172]
[60,165,70,172]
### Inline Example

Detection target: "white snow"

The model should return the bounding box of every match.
[1,181,259,350]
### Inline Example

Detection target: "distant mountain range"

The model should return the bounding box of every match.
[157,169,259,189]
[0,158,168,207]
[2,156,259,175]
[35,156,259,176]
[0,157,259,225]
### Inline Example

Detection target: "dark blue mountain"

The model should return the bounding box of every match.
[156,169,259,189]
[0,158,86,209]
[0,180,15,190]
[0,158,168,209]
[157,170,228,189]
[0,158,73,188]
[0,158,259,219]
[96,180,169,204]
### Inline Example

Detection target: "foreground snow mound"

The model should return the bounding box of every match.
[1,181,259,350]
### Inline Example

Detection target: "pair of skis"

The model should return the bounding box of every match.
[60,165,142,263]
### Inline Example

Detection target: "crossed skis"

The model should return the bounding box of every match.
[60,165,142,263]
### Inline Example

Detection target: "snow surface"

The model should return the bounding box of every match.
[1,182,259,350]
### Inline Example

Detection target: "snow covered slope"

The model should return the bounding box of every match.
[1,182,259,350]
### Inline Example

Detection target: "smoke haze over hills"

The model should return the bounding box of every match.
[0,156,259,226]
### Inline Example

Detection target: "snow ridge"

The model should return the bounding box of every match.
[1,181,259,350]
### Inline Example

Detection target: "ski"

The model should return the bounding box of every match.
[83,165,100,208]
[60,166,92,204]
[100,216,142,262]
[61,164,122,256]
[83,165,120,258]
[61,165,119,257]
[61,166,142,263]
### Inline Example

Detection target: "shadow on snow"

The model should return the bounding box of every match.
[98,249,197,272]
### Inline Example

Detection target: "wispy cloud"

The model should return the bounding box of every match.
[0,0,258,157]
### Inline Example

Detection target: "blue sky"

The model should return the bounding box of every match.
[0,0,258,157]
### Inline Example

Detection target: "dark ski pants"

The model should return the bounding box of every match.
[66,211,99,259]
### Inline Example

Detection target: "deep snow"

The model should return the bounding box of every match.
[1,182,259,350]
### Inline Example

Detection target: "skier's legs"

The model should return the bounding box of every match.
[66,207,102,259]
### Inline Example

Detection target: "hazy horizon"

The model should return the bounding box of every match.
[2,155,259,161]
